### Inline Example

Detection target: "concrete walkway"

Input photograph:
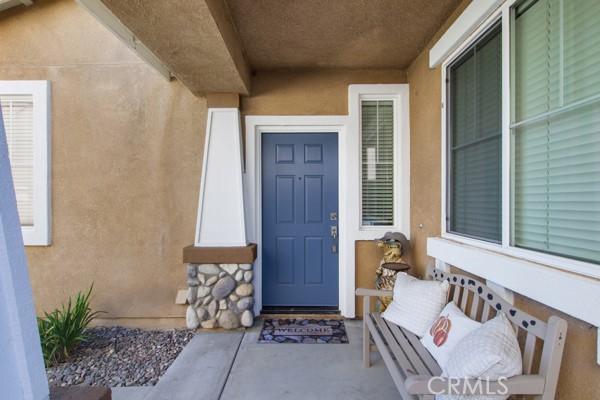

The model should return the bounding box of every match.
[112,320,398,400]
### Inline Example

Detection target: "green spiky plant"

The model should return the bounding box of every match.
[38,285,104,366]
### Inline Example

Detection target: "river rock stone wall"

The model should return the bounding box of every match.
[185,263,254,330]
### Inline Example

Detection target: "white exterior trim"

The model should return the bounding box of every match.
[428,237,600,328]
[195,108,247,247]
[348,84,411,239]
[429,0,504,68]
[0,98,49,400]
[440,0,600,281]
[0,81,51,246]
[244,116,352,317]
[245,86,410,318]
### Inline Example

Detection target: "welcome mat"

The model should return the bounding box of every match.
[258,319,349,344]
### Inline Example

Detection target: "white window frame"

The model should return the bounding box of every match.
[0,81,51,246]
[440,1,600,281]
[349,85,410,237]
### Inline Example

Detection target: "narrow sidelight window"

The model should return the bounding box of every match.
[361,100,394,226]
[512,0,600,263]
[447,22,502,242]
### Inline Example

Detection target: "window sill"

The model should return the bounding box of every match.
[427,236,600,328]
[22,226,50,246]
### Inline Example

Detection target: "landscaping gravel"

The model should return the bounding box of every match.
[46,326,195,387]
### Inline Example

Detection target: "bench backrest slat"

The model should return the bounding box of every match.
[469,291,480,320]
[522,332,538,374]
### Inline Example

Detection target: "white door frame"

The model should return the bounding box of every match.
[244,116,353,317]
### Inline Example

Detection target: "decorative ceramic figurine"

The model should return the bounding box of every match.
[375,232,411,311]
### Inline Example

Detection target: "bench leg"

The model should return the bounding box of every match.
[363,295,371,368]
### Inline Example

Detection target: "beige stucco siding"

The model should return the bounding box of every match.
[0,0,205,325]
[241,68,407,116]
[406,1,600,398]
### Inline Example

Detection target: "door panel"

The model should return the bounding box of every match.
[262,133,339,307]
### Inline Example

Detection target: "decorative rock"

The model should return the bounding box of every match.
[202,295,212,306]
[212,276,236,300]
[227,300,240,314]
[196,285,211,298]
[219,299,227,310]
[229,293,239,301]
[187,277,200,287]
[198,273,206,285]
[221,264,238,275]
[187,265,197,278]
[234,270,244,282]
[240,264,252,271]
[241,310,254,327]
[219,271,226,278]
[235,283,253,297]
[205,276,218,286]
[201,319,216,329]
[207,300,217,318]
[186,287,197,304]
[218,310,240,329]
[195,307,208,322]
[237,296,253,311]
[197,264,220,275]
[243,271,253,283]
[186,306,200,329]
[216,310,222,319]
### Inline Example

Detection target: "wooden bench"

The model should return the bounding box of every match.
[356,266,567,400]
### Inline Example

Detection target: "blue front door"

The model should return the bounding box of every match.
[262,133,339,307]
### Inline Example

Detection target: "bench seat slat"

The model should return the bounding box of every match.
[383,317,433,376]
[397,326,443,376]
[365,313,417,400]
[372,313,424,377]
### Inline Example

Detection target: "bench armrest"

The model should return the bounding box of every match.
[405,374,545,396]
[355,288,393,298]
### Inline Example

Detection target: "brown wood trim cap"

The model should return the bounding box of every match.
[183,243,257,264]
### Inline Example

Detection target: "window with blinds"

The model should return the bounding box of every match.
[0,94,34,226]
[361,100,394,226]
[447,22,502,242]
[513,0,600,264]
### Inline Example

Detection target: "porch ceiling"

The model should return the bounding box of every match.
[94,0,461,96]
[99,0,251,96]
[225,0,462,70]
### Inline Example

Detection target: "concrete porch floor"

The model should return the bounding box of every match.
[112,320,399,400]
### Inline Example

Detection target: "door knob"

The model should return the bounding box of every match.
[330,226,338,239]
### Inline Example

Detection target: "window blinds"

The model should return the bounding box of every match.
[0,94,34,226]
[513,0,600,264]
[361,100,394,226]
[448,23,502,242]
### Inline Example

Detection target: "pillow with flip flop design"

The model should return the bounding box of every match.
[420,302,481,368]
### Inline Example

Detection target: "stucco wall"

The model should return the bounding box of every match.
[0,0,206,326]
[241,68,407,116]
[406,1,600,398]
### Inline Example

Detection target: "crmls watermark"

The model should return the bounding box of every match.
[427,376,509,396]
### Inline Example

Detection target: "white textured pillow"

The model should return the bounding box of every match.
[438,313,523,400]
[421,302,481,368]
[381,273,449,337]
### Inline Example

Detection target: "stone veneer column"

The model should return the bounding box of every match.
[185,262,255,329]
[184,94,257,330]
